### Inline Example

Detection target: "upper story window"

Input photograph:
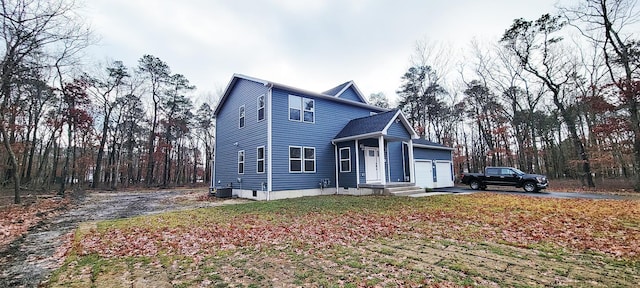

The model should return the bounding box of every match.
[303,98,315,123]
[239,105,245,129]
[257,95,265,122]
[289,95,314,123]
[339,147,351,173]
[237,150,245,174]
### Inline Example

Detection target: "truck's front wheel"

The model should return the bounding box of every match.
[523,181,538,193]
[469,180,481,190]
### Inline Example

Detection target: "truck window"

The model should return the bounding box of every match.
[486,168,499,175]
[501,168,513,175]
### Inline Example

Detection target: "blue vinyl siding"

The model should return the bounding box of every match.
[387,142,405,182]
[271,87,375,191]
[337,87,364,103]
[337,141,357,188]
[413,147,452,161]
[215,79,268,191]
[387,120,411,139]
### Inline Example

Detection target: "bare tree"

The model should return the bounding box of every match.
[563,0,640,190]
[84,60,130,188]
[0,0,91,202]
[137,55,170,187]
[501,14,596,187]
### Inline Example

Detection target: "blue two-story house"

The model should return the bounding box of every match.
[212,74,454,200]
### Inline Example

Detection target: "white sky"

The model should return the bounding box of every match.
[82,0,560,105]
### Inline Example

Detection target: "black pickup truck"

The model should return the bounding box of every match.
[460,167,548,192]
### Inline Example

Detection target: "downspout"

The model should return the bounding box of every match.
[355,139,360,187]
[266,84,273,201]
[333,141,339,194]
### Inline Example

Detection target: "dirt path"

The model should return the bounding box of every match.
[0,189,247,287]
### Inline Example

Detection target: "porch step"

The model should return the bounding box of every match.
[384,186,425,196]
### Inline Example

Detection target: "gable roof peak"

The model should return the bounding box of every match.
[323,80,353,96]
[333,109,418,141]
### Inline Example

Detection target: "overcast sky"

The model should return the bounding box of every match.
[83,0,560,105]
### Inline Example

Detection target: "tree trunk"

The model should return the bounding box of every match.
[93,110,110,188]
[35,133,54,186]
[25,121,39,183]
[59,122,72,196]
[0,72,21,203]
[0,124,21,203]
[555,97,594,187]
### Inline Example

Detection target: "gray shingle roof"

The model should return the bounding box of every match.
[413,138,451,149]
[322,81,351,96]
[334,109,399,139]
[214,74,388,117]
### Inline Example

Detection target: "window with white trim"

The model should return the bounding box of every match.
[238,105,245,128]
[303,147,315,172]
[289,146,302,172]
[339,147,351,172]
[289,146,316,173]
[289,95,314,123]
[303,98,315,123]
[237,150,245,174]
[257,95,265,122]
[289,95,301,121]
[256,146,265,173]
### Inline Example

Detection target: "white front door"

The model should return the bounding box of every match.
[364,148,380,183]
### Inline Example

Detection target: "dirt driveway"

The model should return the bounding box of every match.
[0,188,248,287]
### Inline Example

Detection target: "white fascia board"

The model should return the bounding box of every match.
[413,144,455,151]
[331,132,383,144]
[214,74,270,116]
[380,110,419,139]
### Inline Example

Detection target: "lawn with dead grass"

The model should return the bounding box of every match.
[46,193,640,287]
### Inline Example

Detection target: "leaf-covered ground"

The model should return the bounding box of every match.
[0,197,69,247]
[49,193,640,287]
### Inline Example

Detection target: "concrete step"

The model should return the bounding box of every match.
[385,186,420,193]
[385,186,425,196]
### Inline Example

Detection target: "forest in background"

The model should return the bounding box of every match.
[387,1,640,191]
[1,0,639,204]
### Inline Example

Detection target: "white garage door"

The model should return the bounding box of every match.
[435,161,454,188]
[414,160,434,189]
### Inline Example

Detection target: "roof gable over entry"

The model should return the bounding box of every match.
[333,109,418,142]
